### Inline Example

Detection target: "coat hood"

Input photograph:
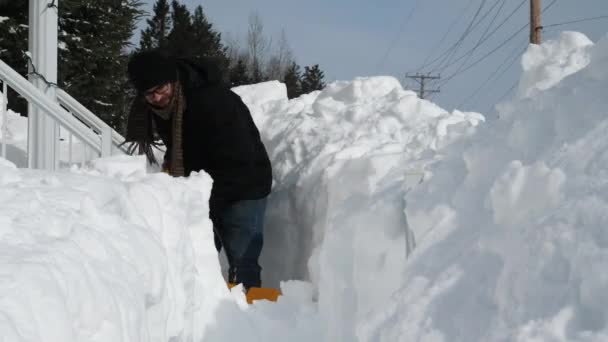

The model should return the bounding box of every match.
[176,57,228,89]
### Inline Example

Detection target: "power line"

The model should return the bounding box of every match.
[431,0,527,74]
[544,0,559,13]
[437,0,492,71]
[485,0,558,115]
[420,0,491,72]
[376,0,423,70]
[434,0,506,72]
[432,0,489,73]
[544,15,608,28]
[451,0,507,76]
[417,0,476,71]
[458,42,527,108]
[440,23,527,85]
[439,0,559,87]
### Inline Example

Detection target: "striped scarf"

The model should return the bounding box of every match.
[122,82,186,177]
[148,81,186,177]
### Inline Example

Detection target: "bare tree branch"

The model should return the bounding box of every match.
[247,12,269,82]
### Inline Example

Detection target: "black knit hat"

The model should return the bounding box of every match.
[128,50,178,93]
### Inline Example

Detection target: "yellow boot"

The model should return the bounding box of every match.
[245,287,281,304]
[227,283,281,304]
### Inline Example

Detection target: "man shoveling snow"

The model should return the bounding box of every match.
[123,50,277,301]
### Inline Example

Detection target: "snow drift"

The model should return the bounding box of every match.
[0,155,322,342]
[234,76,483,341]
[359,31,608,342]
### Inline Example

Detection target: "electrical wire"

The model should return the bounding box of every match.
[439,0,559,87]
[376,0,423,70]
[475,0,559,115]
[543,15,608,28]
[417,0,476,71]
[431,0,526,74]
[451,0,507,76]
[543,0,558,14]
[420,0,490,72]
[458,41,526,108]
[431,0,489,74]
[442,0,514,74]
[440,23,527,85]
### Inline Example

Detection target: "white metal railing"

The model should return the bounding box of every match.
[57,89,127,157]
[1,80,7,159]
[0,58,126,168]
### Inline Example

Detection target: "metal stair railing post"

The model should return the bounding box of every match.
[28,0,59,170]
[1,81,7,159]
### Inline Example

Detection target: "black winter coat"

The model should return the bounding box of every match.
[152,59,272,212]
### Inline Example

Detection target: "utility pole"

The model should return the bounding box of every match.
[530,0,542,44]
[406,73,440,99]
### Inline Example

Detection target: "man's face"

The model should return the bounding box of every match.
[143,82,174,108]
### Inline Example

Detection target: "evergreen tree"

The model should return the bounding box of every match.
[60,0,143,130]
[0,1,141,129]
[0,1,29,114]
[283,62,302,99]
[191,6,224,59]
[189,5,229,77]
[229,57,251,87]
[139,0,171,51]
[301,64,326,94]
[166,0,195,57]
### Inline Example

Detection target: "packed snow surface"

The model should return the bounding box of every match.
[1,30,607,341]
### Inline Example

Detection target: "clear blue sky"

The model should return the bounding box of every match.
[138,0,608,115]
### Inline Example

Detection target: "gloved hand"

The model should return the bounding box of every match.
[161,161,170,174]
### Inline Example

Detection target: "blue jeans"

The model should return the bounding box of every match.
[212,197,267,289]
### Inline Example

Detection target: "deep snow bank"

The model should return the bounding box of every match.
[359,31,608,342]
[0,156,224,341]
[234,76,484,340]
[0,156,321,342]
